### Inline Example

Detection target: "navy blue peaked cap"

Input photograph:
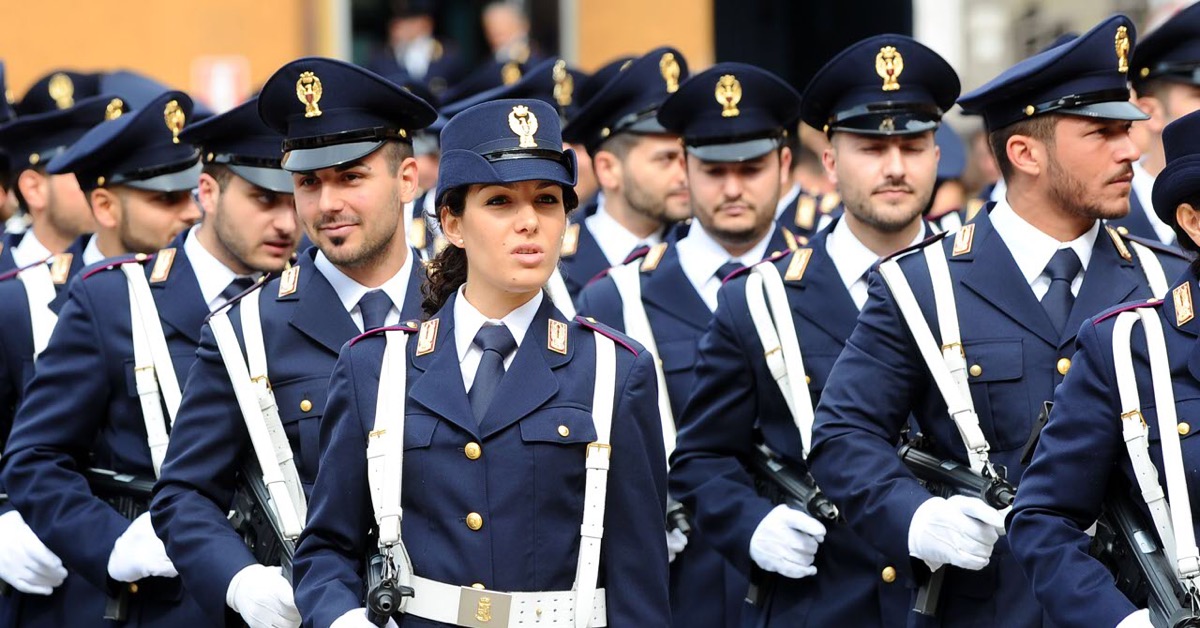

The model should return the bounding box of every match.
[935,123,966,180]
[441,58,587,122]
[15,70,100,117]
[258,57,437,173]
[801,34,958,137]
[564,47,688,154]
[46,90,200,192]
[439,60,531,106]
[658,62,800,162]
[1152,109,1200,225]
[958,15,1147,131]
[574,56,635,110]
[0,94,127,173]
[179,96,292,193]
[1132,2,1200,88]
[101,70,215,120]
[435,99,577,206]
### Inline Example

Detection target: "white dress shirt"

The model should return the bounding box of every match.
[81,235,104,266]
[826,218,926,310]
[1131,160,1174,245]
[583,196,664,267]
[396,36,437,80]
[314,248,414,332]
[990,197,1098,300]
[183,226,260,312]
[676,221,774,312]
[454,287,542,392]
[10,231,51,268]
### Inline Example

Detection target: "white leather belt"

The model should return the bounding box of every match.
[405,576,607,627]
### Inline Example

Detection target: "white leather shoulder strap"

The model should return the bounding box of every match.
[121,263,180,478]
[1127,241,1170,299]
[574,331,616,628]
[608,262,676,458]
[17,262,58,359]
[546,268,577,319]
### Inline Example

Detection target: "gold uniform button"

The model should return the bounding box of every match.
[300,399,313,412]
[466,512,484,530]
[134,253,148,262]
[129,583,139,594]
[464,442,481,460]
[881,566,897,583]
[1057,358,1071,376]
[1117,226,1130,235]
[558,425,570,437]
[805,375,812,384]
[471,582,486,590]
[968,364,982,377]
[1179,422,1191,436]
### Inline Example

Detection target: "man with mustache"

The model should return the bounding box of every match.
[807,16,1190,626]
[668,35,955,627]
[149,58,433,628]
[557,47,693,301]
[576,61,800,628]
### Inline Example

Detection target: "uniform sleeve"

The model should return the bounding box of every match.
[669,286,775,575]
[808,271,935,578]
[150,321,257,622]
[1008,320,1136,628]
[293,344,374,628]
[575,276,626,333]
[0,280,133,590]
[603,347,669,626]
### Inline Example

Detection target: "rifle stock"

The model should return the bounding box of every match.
[228,463,296,580]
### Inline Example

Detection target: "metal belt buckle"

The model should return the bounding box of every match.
[457,586,513,627]
[587,442,612,458]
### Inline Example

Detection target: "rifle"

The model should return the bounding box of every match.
[85,468,156,622]
[898,442,1015,617]
[365,550,413,626]
[666,497,692,536]
[1091,489,1200,628]
[228,462,296,580]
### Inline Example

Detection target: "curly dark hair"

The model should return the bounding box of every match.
[421,182,579,315]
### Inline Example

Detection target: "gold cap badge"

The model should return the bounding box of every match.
[716,75,742,118]
[508,104,539,149]
[163,100,185,144]
[876,46,904,92]
[1115,26,1130,74]
[105,98,124,121]
[48,73,74,109]
[296,71,323,118]
[660,52,681,93]
[552,60,573,107]
[501,61,522,86]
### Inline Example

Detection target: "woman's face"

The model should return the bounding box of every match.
[443,179,567,299]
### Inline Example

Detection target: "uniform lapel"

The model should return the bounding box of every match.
[286,253,361,356]
[48,235,90,314]
[1160,277,1200,382]
[478,298,567,438]
[1060,230,1139,348]
[151,240,209,344]
[786,232,859,343]
[400,252,426,321]
[957,214,1060,346]
[407,296,478,436]
[641,245,712,331]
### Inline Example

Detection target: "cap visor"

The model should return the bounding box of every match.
[490,158,575,189]
[686,137,780,163]
[281,140,385,173]
[124,163,202,192]
[625,116,669,135]
[1059,100,1149,121]
[230,165,295,194]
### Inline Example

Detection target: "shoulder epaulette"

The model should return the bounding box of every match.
[794,194,817,229]
[576,315,638,356]
[149,247,177,283]
[1120,230,1191,260]
[1094,298,1162,325]
[721,250,789,286]
[349,320,420,346]
[561,223,580,257]
[640,242,668,272]
[819,193,841,214]
[81,252,151,280]
[882,230,951,263]
[278,265,301,297]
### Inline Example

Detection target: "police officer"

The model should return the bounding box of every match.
[808,15,1190,626]
[293,98,669,627]
[150,59,433,628]
[0,89,287,627]
[669,35,956,627]
[775,127,842,245]
[558,47,691,301]
[1008,108,1200,628]
[567,55,634,208]
[367,0,467,96]
[1120,2,1200,244]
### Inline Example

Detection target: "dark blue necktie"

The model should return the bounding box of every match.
[219,276,257,305]
[716,260,745,281]
[1040,249,1082,335]
[469,324,517,423]
[357,290,393,332]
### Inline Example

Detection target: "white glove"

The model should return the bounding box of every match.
[227,564,300,628]
[331,608,399,628]
[0,510,68,595]
[749,504,827,579]
[106,513,178,582]
[907,495,1006,571]
[1116,609,1153,628]
[666,528,688,563]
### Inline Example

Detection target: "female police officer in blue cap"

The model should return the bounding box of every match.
[1008,109,1200,628]
[292,98,669,628]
